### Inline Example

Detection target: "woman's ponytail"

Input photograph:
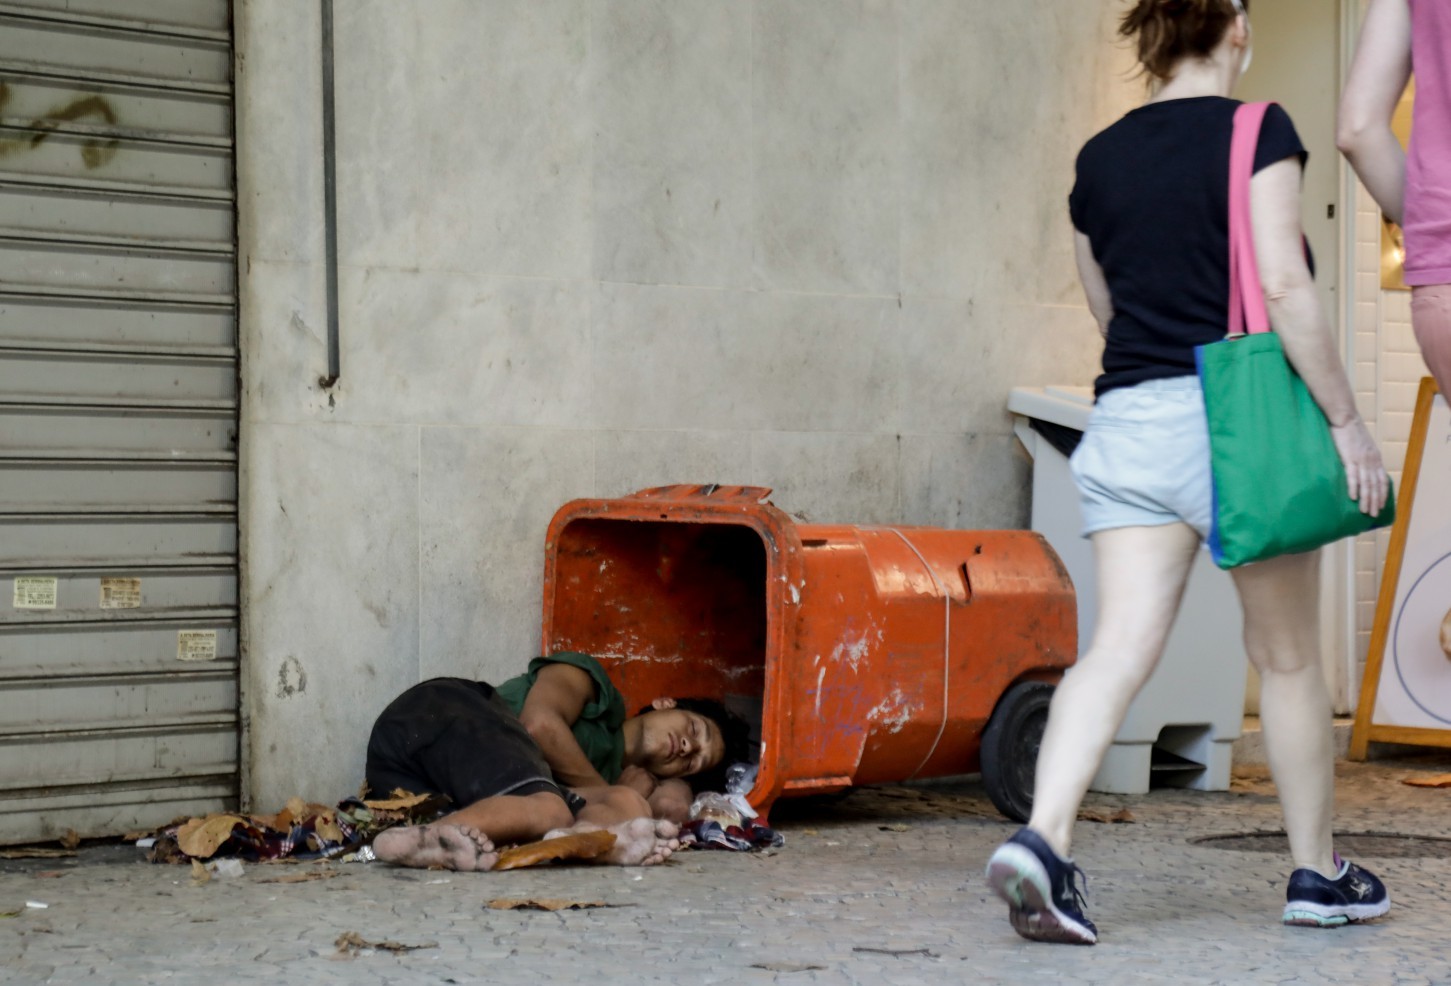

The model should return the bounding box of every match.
[1119,0,1243,82]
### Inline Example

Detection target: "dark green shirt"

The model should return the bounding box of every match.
[494,651,628,784]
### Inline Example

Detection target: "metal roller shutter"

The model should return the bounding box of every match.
[0,0,238,844]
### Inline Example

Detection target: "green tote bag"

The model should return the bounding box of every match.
[1193,102,1394,569]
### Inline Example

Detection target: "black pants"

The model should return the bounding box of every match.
[364,677,571,809]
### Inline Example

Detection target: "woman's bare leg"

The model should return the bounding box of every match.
[1026,523,1201,858]
[1230,549,1337,877]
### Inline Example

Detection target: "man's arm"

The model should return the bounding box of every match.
[1337,0,1412,224]
[516,662,611,790]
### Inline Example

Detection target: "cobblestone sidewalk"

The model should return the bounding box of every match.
[3,756,1449,985]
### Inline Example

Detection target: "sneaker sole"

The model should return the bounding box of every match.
[1282,897,1391,928]
[985,843,1097,945]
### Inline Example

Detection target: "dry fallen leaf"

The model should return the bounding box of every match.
[361,791,434,811]
[58,830,80,850]
[492,830,617,871]
[189,859,211,885]
[335,931,437,955]
[1402,774,1451,788]
[257,869,342,885]
[878,823,910,833]
[750,962,826,973]
[486,898,634,912]
[121,830,153,843]
[0,848,74,860]
[176,815,244,859]
[1078,808,1135,824]
[33,872,64,880]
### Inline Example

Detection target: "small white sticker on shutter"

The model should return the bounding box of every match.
[177,630,218,662]
[14,577,58,610]
[100,578,143,609]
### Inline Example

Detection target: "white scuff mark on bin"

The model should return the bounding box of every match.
[867,689,915,734]
[829,632,871,672]
[814,667,826,719]
[789,583,800,605]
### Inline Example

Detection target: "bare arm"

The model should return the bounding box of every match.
[517,662,611,790]
[1338,0,1412,224]
[1250,158,1388,515]
[1074,232,1114,336]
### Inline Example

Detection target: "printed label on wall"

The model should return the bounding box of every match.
[177,630,218,662]
[14,577,58,610]
[100,578,142,610]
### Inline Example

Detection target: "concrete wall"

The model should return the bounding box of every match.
[234,0,1137,808]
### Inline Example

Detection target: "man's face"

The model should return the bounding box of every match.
[637,708,724,779]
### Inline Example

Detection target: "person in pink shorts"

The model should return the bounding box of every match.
[1339,0,1451,398]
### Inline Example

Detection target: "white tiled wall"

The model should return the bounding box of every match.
[1351,180,1428,692]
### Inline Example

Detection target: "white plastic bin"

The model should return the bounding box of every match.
[1008,385,1247,794]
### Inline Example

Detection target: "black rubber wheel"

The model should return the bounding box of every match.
[980,680,1055,823]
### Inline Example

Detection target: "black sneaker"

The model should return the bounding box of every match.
[985,827,1097,945]
[1282,855,1390,927]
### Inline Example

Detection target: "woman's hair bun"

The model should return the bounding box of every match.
[1120,0,1239,83]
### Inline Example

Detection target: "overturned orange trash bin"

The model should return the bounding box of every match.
[541,485,1077,822]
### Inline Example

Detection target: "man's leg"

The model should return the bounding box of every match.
[1411,284,1451,399]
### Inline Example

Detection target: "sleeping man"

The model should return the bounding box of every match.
[366,651,752,871]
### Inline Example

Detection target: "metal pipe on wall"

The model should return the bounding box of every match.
[320,0,340,387]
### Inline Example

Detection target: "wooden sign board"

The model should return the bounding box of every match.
[1351,378,1451,757]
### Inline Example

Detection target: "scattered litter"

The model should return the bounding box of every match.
[750,962,825,973]
[878,823,910,832]
[33,872,64,880]
[0,848,74,860]
[206,858,245,880]
[492,830,617,871]
[58,830,80,850]
[486,898,635,912]
[1078,808,1135,824]
[334,931,437,956]
[258,868,341,885]
[24,901,48,910]
[135,838,156,849]
[146,790,447,866]
[425,878,450,885]
[1403,774,1451,788]
[853,946,938,958]
[679,816,784,853]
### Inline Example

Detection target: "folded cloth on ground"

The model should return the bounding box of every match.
[679,817,784,852]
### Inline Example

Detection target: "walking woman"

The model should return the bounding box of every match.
[985,0,1392,945]
[1338,0,1451,399]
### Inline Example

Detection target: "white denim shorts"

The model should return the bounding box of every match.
[1068,376,1213,539]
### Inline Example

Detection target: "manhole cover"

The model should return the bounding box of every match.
[1192,831,1451,858]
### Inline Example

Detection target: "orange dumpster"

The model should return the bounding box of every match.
[540,485,1077,821]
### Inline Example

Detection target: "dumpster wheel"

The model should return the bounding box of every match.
[981,680,1054,823]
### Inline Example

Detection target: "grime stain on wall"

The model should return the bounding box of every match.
[0,83,121,168]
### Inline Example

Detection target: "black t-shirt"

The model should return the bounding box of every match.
[1069,97,1308,397]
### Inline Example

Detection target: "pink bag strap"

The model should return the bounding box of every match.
[1228,101,1272,337]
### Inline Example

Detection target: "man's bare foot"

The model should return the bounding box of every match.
[544,818,680,866]
[372,823,499,871]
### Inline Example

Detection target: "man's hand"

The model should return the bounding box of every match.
[647,778,694,826]
[618,765,658,799]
